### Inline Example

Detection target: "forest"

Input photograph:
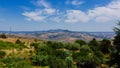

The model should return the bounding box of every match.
[0,23,120,68]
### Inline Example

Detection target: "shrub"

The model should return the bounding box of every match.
[65,43,80,51]
[32,55,49,66]
[48,56,67,68]
[75,40,86,46]
[52,50,68,59]
[0,51,6,58]
[48,42,65,49]
[1,57,32,68]
[15,39,22,44]
[0,34,7,39]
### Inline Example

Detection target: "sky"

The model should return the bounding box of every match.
[0,0,120,32]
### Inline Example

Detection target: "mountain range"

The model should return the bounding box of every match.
[0,29,115,42]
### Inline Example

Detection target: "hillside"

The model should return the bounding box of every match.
[0,29,115,42]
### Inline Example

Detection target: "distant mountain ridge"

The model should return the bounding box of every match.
[0,29,115,42]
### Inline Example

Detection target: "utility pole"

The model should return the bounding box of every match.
[9,26,11,35]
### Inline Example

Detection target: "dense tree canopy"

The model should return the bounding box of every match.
[109,22,120,67]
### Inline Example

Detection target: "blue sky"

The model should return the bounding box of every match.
[0,0,120,32]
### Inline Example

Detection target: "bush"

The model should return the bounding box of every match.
[47,42,65,49]
[15,39,22,44]
[52,50,68,59]
[48,56,67,68]
[0,34,7,39]
[15,39,26,49]
[1,57,32,68]
[0,51,6,58]
[75,40,86,46]
[32,55,49,66]
[65,43,80,51]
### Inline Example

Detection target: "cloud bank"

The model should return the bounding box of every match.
[22,0,120,23]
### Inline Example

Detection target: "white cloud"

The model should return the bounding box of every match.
[43,8,56,15]
[22,0,58,22]
[23,0,120,23]
[108,0,120,9]
[72,0,84,6]
[22,8,57,22]
[65,0,120,23]
[88,0,120,23]
[65,10,89,23]
[52,17,62,23]
[22,11,46,22]
[37,0,50,8]
[66,0,84,6]
[95,16,112,23]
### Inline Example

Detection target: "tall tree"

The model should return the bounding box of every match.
[109,22,120,67]
[100,39,111,54]
[88,38,100,51]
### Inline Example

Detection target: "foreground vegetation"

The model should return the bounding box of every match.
[0,22,120,68]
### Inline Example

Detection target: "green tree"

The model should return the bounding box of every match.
[32,55,49,66]
[109,22,120,67]
[48,56,67,68]
[73,45,102,68]
[88,38,100,51]
[75,40,86,46]
[65,43,80,51]
[47,42,65,49]
[52,50,68,59]
[65,56,73,68]
[100,39,111,54]
[0,34,7,39]
[89,38,99,46]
